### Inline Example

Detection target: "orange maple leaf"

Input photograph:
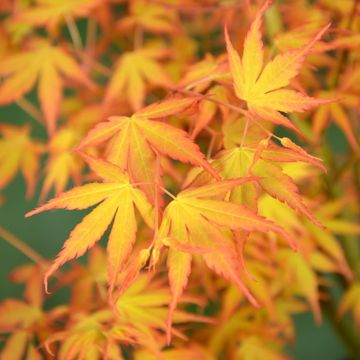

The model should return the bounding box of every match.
[105,47,172,110]
[225,0,330,135]
[155,177,295,342]
[77,97,220,202]
[0,124,43,198]
[0,39,93,134]
[26,155,154,294]
[16,0,102,28]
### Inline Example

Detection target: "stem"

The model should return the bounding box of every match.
[84,18,97,72]
[16,98,43,124]
[240,118,249,148]
[153,152,161,244]
[160,186,176,201]
[134,25,143,50]
[172,86,280,141]
[65,15,83,51]
[0,226,48,268]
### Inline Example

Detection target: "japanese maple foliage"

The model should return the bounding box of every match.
[1,0,360,359]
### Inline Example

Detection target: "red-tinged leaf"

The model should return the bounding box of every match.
[254,24,330,94]
[0,300,42,331]
[0,40,93,134]
[135,97,199,119]
[202,238,258,307]
[38,58,62,135]
[78,113,220,203]
[105,48,171,110]
[241,0,270,93]
[180,177,258,199]
[16,0,102,28]
[43,194,120,292]
[258,144,326,172]
[0,124,43,198]
[26,157,153,293]
[166,249,192,344]
[225,4,330,134]
[250,162,323,228]
[157,179,297,323]
[107,191,137,294]
[76,117,128,150]
[193,101,217,140]
[183,198,296,249]
[134,117,220,180]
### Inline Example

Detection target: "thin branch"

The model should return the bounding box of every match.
[171,86,280,141]
[240,118,249,148]
[16,98,43,124]
[0,226,48,268]
[134,25,143,50]
[153,152,161,246]
[65,15,83,51]
[160,186,176,201]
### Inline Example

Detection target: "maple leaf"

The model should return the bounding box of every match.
[40,127,83,201]
[115,273,210,350]
[0,297,46,360]
[237,336,289,360]
[0,39,93,134]
[77,97,220,202]
[0,124,43,198]
[105,47,172,110]
[10,264,45,308]
[178,53,228,92]
[338,282,360,328]
[312,91,360,151]
[40,104,104,200]
[26,155,154,293]
[48,309,116,360]
[184,144,324,225]
[190,85,229,139]
[117,0,179,34]
[278,249,321,323]
[225,0,330,135]
[16,0,102,28]
[156,178,295,341]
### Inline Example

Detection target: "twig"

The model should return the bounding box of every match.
[240,118,249,148]
[16,98,43,124]
[65,15,83,51]
[134,25,143,50]
[0,226,48,268]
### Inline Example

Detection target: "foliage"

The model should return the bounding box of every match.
[1,0,360,358]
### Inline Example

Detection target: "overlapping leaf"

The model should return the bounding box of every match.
[0,39,93,134]
[26,155,154,293]
[105,47,172,110]
[225,0,330,134]
[0,124,43,198]
[77,97,220,202]
[156,177,296,340]
[16,0,102,28]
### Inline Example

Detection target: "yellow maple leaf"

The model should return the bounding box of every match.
[16,0,102,28]
[0,39,94,134]
[26,155,154,294]
[0,124,43,198]
[105,47,172,110]
[225,0,330,135]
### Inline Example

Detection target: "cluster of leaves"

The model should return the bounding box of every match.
[1,0,360,358]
